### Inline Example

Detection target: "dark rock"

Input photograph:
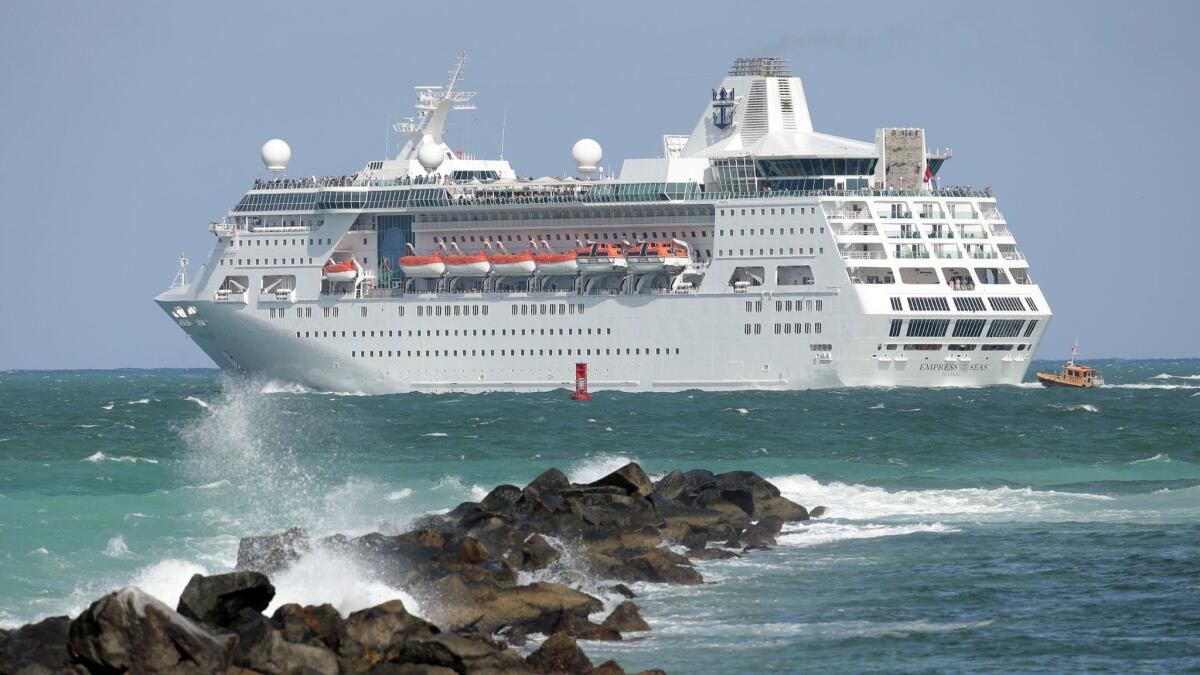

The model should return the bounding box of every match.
[525,632,592,674]
[548,614,621,641]
[600,601,650,633]
[592,660,627,675]
[236,527,309,574]
[519,534,562,571]
[458,536,489,565]
[68,587,235,673]
[588,463,655,499]
[687,548,740,561]
[0,615,78,675]
[680,529,708,551]
[809,505,829,518]
[741,516,784,549]
[392,633,530,673]
[526,468,572,495]
[607,584,636,599]
[338,599,436,662]
[652,469,687,502]
[272,603,343,650]
[479,484,523,514]
[434,582,603,637]
[177,571,275,628]
[619,549,703,585]
[231,609,338,674]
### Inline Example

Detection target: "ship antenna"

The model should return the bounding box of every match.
[1069,339,1079,366]
[499,102,509,160]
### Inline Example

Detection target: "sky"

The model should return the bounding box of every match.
[1,0,1197,369]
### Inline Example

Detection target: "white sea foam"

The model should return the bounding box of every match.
[869,403,886,410]
[770,473,1113,522]
[101,403,114,410]
[266,548,423,618]
[1052,403,1099,413]
[777,521,957,547]
[82,451,158,464]
[567,453,639,484]
[184,396,209,408]
[129,559,209,609]
[386,488,414,501]
[127,398,150,405]
[104,535,130,558]
[423,432,449,437]
[1152,373,1200,380]
[184,479,231,490]
[76,424,99,428]
[1109,383,1200,390]
[1129,453,1169,464]
[259,379,368,396]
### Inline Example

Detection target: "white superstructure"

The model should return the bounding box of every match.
[157,55,1050,393]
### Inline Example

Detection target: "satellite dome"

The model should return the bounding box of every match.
[260,139,291,173]
[417,142,446,171]
[572,138,602,174]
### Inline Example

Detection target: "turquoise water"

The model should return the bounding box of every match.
[1,362,1198,672]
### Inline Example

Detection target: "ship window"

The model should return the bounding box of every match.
[1024,319,1038,338]
[889,319,903,337]
[745,324,752,335]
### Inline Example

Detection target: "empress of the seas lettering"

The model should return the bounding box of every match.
[919,363,990,372]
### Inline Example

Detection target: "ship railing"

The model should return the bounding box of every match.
[925,232,954,239]
[968,251,999,259]
[988,224,1012,236]
[983,211,1006,221]
[1001,251,1026,260]
[935,251,964,259]
[893,250,931,259]
[948,282,976,291]
[841,251,886,259]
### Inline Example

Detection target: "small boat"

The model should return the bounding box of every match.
[532,240,578,275]
[625,240,691,273]
[1036,343,1104,388]
[575,242,627,274]
[487,243,537,276]
[444,243,492,277]
[322,259,359,282]
[398,244,446,278]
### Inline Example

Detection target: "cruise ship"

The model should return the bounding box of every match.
[157,55,1049,393]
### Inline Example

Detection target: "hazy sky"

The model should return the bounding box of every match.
[1,1,1197,369]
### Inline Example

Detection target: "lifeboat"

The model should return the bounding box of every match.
[535,249,579,275]
[575,242,627,274]
[444,244,492,277]
[398,251,446,278]
[625,240,691,273]
[489,249,537,276]
[322,259,359,282]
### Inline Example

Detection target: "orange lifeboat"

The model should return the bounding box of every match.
[576,242,627,274]
[488,248,537,276]
[444,244,492,277]
[535,249,579,275]
[398,248,446,278]
[625,240,691,273]
[323,259,359,282]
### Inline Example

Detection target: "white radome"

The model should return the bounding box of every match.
[417,142,446,171]
[260,139,291,172]
[572,138,602,173]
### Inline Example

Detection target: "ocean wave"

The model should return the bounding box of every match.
[1128,453,1170,464]
[104,535,130,558]
[769,473,1112,522]
[567,453,640,484]
[259,379,368,396]
[1049,403,1099,413]
[434,475,488,501]
[777,521,957,547]
[386,488,413,501]
[183,479,231,490]
[101,403,114,410]
[1151,373,1200,380]
[265,548,423,618]
[422,432,449,437]
[82,451,159,464]
[184,396,209,408]
[1108,383,1200,390]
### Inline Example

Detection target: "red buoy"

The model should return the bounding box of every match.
[571,362,591,400]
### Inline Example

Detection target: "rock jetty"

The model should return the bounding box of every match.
[0,463,823,674]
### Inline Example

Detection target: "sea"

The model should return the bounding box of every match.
[1,360,1197,673]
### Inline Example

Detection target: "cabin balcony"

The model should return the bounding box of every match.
[968,249,999,260]
[933,245,963,259]
[893,245,931,259]
[839,243,887,260]
[988,224,1012,237]
[982,210,1006,221]
[833,223,880,238]
[881,227,921,239]
[823,203,870,219]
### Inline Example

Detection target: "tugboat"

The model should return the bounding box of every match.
[1036,343,1104,388]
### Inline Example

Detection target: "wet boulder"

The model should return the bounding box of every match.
[616,549,703,585]
[588,462,655,499]
[68,587,235,673]
[0,615,79,675]
[230,609,338,675]
[392,633,530,673]
[687,548,740,561]
[652,469,688,502]
[809,505,829,518]
[600,601,650,633]
[525,633,592,675]
[236,527,309,574]
[517,533,561,571]
[338,599,439,668]
[272,603,343,650]
[177,570,276,628]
